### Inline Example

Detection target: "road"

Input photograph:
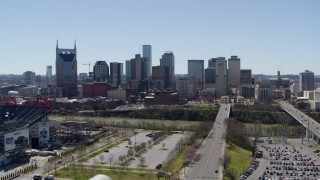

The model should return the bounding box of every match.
[278,100,320,142]
[183,104,230,180]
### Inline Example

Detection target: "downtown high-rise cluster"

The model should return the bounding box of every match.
[15,41,316,106]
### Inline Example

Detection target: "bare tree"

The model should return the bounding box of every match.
[162,142,166,150]
[127,148,135,160]
[92,158,98,177]
[53,160,59,176]
[71,162,77,180]
[128,139,132,147]
[99,154,105,164]
[147,139,152,148]
[141,142,147,151]
[108,154,114,169]
[138,157,146,174]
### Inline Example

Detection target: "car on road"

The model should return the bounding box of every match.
[33,174,42,180]
[157,172,167,177]
[104,149,109,153]
[156,163,162,170]
[44,175,54,180]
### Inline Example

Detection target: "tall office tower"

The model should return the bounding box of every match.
[299,70,314,91]
[228,56,241,87]
[240,69,254,98]
[93,61,109,82]
[46,66,52,86]
[152,66,169,89]
[188,60,204,88]
[56,41,78,97]
[125,60,132,81]
[23,71,36,85]
[126,54,147,81]
[207,57,227,97]
[160,51,175,89]
[240,69,253,85]
[205,68,216,85]
[110,62,123,86]
[142,45,152,78]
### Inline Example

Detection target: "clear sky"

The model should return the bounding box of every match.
[0,0,319,75]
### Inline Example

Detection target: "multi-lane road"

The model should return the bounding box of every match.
[279,100,320,142]
[183,104,230,180]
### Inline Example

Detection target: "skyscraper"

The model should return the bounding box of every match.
[207,57,227,97]
[56,41,78,97]
[126,54,147,81]
[188,60,204,88]
[46,66,52,86]
[110,62,123,86]
[160,52,175,89]
[299,70,314,91]
[23,71,36,85]
[93,61,109,82]
[228,56,240,87]
[142,45,152,78]
[152,66,169,89]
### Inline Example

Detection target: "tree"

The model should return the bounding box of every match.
[108,154,114,169]
[162,142,166,150]
[141,142,147,151]
[138,157,146,174]
[118,155,126,171]
[147,139,152,148]
[127,148,135,160]
[98,154,105,173]
[92,158,98,177]
[128,139,132,147]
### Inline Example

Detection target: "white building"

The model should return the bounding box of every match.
[108,87,126,102]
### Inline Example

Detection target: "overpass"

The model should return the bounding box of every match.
[278,100,320,144]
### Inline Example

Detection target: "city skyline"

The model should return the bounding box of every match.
[0,1,319,75]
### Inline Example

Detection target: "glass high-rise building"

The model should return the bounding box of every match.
[24,71,36,85]
[110,62,123,86]
[299,70,314,91]
[207,57,227,97]
[160,51,175,89]
[93,61,109,82]
[55,41,78,97]
[188,60,204,88]
[46,65,52,86]
[142,45,152,78]
[228,56,241,87]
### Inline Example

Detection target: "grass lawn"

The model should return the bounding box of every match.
[225,145,252,180]
[56,167,160,180]
[243,123,302,138]
[171,147,187,172]
[79,143,118,162]
[49,116,201,130]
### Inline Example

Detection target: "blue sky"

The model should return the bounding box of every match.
[0,0,319,75]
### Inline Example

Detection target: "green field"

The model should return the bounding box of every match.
[225,145,253,180]
[49,116,201,130]
[243,123,302,138]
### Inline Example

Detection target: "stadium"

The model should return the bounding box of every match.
[0,96,51,167]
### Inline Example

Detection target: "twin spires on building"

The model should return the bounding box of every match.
[56,40,77,49]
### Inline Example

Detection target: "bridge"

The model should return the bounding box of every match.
[278,100,320,144]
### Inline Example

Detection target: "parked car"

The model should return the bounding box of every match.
[33,174,42,180]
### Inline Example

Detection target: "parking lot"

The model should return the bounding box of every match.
[244,138,320,180]
[128,133,186,169]
[85,131,187,170]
